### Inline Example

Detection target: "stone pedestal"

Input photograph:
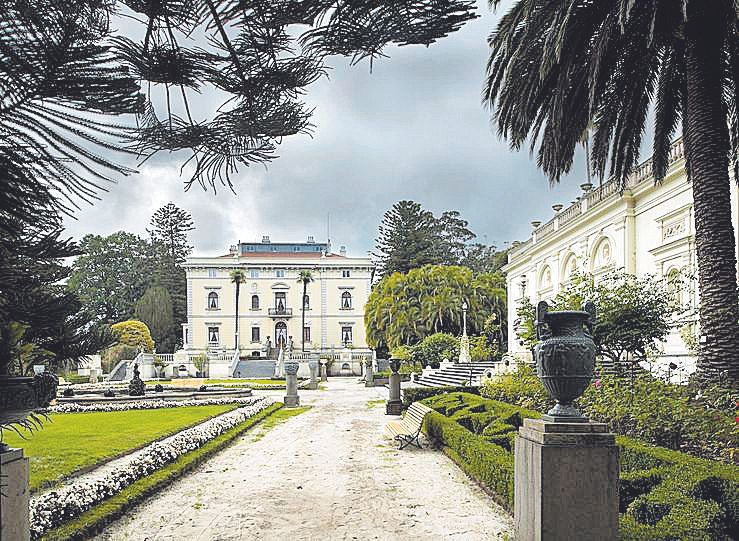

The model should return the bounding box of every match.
[308,361,318,390]
[385,372,402,415]
[284,361,300,408]
[319,362,327,382]
[1,448,30,541]
[364,362,374,388]
[514,419,618,541]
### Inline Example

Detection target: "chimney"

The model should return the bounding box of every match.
[262,235,270,244]
[339,245,347,257]
[307,235,315,244]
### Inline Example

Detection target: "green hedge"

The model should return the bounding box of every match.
[419,392,739,540]
[401,385,480,409]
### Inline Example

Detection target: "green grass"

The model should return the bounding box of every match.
[41,402,283,541]
[366,399,385,409]
[250,406,310,442]
[3,404,239,492]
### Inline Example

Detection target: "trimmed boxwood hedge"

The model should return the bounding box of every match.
[401,385,480,409]
[419,392,739,540]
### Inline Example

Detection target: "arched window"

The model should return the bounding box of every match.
[593,238,613,269]
[341,291,352,309]
[539,266,552,290]
[207,291,219,309]
[251,295,260,310]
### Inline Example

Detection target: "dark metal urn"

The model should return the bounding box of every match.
[389,358,402,374]
[0,373,59,450]
[534,301,596,422]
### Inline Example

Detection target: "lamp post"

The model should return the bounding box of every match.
[462,301,468,337]
[459,300,471,364]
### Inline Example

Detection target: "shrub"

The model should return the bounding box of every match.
[480,363,553,412]
[103,389,115,398]
[154,384,164,393]
[418,391,739,540]
[110,321,154,353]
[412,333,459,368]
[390,345,413,361]
[62,388,75,397]
[65,375,90,384]
[401,385,480,409]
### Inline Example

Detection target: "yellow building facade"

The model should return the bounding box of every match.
[182,236,374,358]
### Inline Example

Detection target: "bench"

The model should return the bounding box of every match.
[384,402,434,450]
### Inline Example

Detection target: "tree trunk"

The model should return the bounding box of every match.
[301,281,307,351]
[235,282,240,350]
[685,3,739,386]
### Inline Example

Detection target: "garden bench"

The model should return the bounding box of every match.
[384,401,433,450]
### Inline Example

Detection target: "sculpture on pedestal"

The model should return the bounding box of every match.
[128,364,145,397]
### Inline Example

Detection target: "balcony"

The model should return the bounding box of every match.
[268,307,293,317]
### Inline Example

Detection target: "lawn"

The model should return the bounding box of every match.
[2,404,238,492]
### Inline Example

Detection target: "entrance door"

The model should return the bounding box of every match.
[275,322,288,349]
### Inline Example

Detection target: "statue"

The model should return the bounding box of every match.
[287,336,294,352]
[264,336,272,357]
[128,363,145,396]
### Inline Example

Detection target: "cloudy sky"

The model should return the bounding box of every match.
[62,1,589,258]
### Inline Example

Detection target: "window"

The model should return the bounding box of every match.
[251,295,260,310]
[207,291,219,309]
[667,268,683,306]
[207,268,217,278]
[251,327,261,343]
[303,294,310,310]
[341,326,353,345]
[303,326,311,343]
[207,326,220,344]
[250,269,259,279]
[341,291,352,309]
[275,292,286,312]
[276,269,285,278]
[342,270,351,278]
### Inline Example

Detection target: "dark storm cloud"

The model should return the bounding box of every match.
[62,1,588,258]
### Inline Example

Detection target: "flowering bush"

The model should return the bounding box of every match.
[30,397,273,539]
[47,396,262,414]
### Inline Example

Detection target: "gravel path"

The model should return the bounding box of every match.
[95,379,513,541]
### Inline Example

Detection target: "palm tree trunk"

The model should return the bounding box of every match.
[235,282,240,350]
[685,4,739,386]
[301,281,307,351]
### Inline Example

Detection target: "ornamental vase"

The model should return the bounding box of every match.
[388,358,401,374]
[534,301,596,421]
[0,373,59,428]
[284,360,300,376]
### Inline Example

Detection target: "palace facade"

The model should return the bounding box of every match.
[182,236,374,358]
[503,139,739,379]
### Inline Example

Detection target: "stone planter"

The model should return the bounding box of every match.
[0,373,59,434]
[534,301,596,421]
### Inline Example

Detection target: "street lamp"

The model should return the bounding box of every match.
[462,301,468,337]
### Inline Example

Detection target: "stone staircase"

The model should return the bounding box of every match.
[414,361,502,388]
[233,359,276,378]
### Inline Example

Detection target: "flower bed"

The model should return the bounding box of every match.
[420,392,739,540]
[47,396,262,414]
[30,397,274,539]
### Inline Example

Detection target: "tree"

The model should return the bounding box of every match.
[484,0,739,384]
[462,243,509,274]
[148,203,194,265]
[110,320,155,353]
[373,201,440,276]
[148,203,194,350]
[68,233,153,323]
[365,265,506,350]
[297,270,314,351]
[230,269,246,350]
[0,154,111,376]
[0,0,476,212]
[412,333,459,369]
[515,272,676,375]
[435,211,476,265]
[135,287,175,352]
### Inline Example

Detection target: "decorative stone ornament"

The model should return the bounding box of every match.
[283,360,300,407]
[534,300,596,422]
[389,358,401,374]
[386,357,403,416]
[0,372,59,437]
[127,364,145,397]
[284,360,300,376]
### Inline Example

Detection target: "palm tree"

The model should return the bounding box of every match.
[296,270,314,351]
[230,269,246,350]
[484,0,739,385]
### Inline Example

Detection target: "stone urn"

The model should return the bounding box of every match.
[388,358,402,374]
[0,373,59,431]
[534,301,596,422]
[284,360,300,376]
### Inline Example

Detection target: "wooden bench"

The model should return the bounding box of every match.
[384,402,434,450]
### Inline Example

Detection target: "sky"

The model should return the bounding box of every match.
[61,0,589,259]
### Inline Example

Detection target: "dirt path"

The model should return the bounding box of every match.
[96,379,513,541]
